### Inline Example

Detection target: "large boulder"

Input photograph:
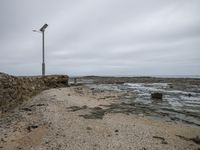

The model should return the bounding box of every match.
[151,92,163,100]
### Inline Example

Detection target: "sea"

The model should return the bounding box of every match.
[77,77,200,126]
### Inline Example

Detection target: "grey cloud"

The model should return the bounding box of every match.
[0,0,200,76]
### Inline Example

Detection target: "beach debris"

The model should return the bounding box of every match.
[1,138,6,143]
[36,103,45,106]
[27,125,38,132]
[86,127,92,130]
[153,136,168,144]
[176,135,200,145]
[30,103,45,107]
[67,105,88,111]
[16,146,22,149]
[115,129,119,135]
[153,136,165,140]
[21,107,32,111]
[151,93,163,100]
[115,129,119,133]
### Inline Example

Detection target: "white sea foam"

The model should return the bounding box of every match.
[123,82,200,113]
[87,82,200,125]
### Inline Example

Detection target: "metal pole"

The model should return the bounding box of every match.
[42,31,45,76]
[33,24,48,76]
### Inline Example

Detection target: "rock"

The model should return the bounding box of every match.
[21,107,32,111]
[1,138,6,142]
[161,140,168,144]
[153,136,168,144]
[151,93,163,100]
[153,136,165,141]
[86,127,92,130]
[36,104,45,106]
[191,136,200,144]
[27,125,38,132]
[0,72,68,112]
[176,135,200,145]
[115,129,119,133]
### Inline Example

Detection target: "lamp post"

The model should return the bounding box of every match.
[33,24,48,76]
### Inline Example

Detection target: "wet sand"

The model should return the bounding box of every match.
[0,86,200,150]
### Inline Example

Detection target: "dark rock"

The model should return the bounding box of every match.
[176,135,200,145]
[161,140,168,144]
[153,136,165,141]
[1,138,6,142]
[86,127,92,130]
[153,136,168,144]
[169,84,173,88]
[27,125,38,132]
[115,129,119,132]
[37,104,45,106]
[68,105,88,112]
[21,107,32,111]
[151,93,163,99]
[93,107,102,110]
[82,105,88,109]
[191,136,200,144]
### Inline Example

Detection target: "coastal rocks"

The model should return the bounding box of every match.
[176,135,200,145]
[43,75,68,87]
[151,92,163,100]
[0,72,68,113]
[153,136,168,144]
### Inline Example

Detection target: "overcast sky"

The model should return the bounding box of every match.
[0,0,200,76]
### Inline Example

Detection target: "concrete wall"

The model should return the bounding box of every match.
[0,72,68,113]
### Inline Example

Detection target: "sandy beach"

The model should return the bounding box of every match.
[0,85,199,150]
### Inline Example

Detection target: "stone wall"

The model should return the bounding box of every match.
[0,72,68,113]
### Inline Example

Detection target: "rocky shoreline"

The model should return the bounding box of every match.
[79,76,200,92]
[0,75,200,149]
[0,72,68,113]
[76,76,200,126]
[0,85,200,149]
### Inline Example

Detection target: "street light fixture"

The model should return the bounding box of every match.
[33,23,48,76]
